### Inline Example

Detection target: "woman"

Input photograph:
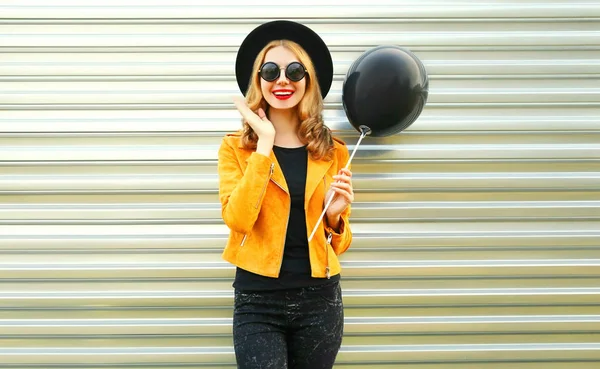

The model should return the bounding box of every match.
[217,20,354,368]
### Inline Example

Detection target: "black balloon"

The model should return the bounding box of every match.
[342,45,429,137]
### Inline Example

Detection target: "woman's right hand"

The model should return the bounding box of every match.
[233,96,275,140]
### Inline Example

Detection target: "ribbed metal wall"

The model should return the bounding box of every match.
[1,1,600,367]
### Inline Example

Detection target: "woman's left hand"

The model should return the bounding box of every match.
[325,168,354,229]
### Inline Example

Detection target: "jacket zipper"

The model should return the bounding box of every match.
[241,162,275,247]
[325,231,332,279]
[255,163,275,208]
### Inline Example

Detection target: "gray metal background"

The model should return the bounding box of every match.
[1,0,600,367]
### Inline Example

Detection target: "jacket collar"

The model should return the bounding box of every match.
[239,137,334,201]
[305,153,334,204]
[266,148,333,201]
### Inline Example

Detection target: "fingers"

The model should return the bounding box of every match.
[233,96,262,121]
[232,96,247,110]
[330,181,352,191]
[330,182,353,196]
[325,168,354,218]
[332,174,351,184]
[257,107,267,120]
[330,185,353,203]
[332,167,353,193]
[333,168,353,189]
[333,168,352,181]
[233,96,271,125]
[232,96,253,119]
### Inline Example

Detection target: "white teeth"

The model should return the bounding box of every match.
[273,91,293,96]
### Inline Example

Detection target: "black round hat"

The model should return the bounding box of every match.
[235,20,333,99]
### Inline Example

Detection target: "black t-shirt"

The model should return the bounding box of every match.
[233,145,340,291]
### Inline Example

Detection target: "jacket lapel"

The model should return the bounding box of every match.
[241,145,289,193]
[305,154,334,206]
[241,143,332,199]
[269,150,288,193]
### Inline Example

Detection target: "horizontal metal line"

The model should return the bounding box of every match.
[0,134,224,139]
[0,125,598,132]
[0,346,230,354]
[0,343,576,355]
[343,259,600,268]
[0,344,596,356]
[0,288,599,299]
[2,315,599,326]
[0,190,215,194]
[2,200,598,210]
[352,188,600,194]
[0,160,211,166]
[351,217,600,223]
[436,74,600,80]
[1,159,599,166]
[362,173,600,180]
[2,121,598,128]
[348,246,600,252]
[355,230,600,237]
[0,331,576,340]
[0,275,593,283]
[0,220,217,225]
[3,45,600,54]
[341,342,600,352]
[1,145,599,152]
[0,76,235,82]
[12,333,593,340]
[4,31,600,36]
[2,74,600,82]
[2,158,600,165]
[2,217,599,226]
[1,59,600,67]
[0,203,216,210]
[2,102,600,111]
[2,187,599,195]
[1,230,599,241]
[0,246,595,255]
[4,88,600,94]
[2,17,600,25]
[0,259,597,270]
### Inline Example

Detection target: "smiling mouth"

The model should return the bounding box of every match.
[273,90,294,100]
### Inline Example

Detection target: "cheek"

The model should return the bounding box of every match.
[296,81,307,99]
[260,80,271,97]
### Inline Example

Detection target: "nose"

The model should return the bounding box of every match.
[276,67,288,85]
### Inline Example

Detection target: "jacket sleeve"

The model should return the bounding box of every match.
[217,138,274,235]
[325,143,353,255]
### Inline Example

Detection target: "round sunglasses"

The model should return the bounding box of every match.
[258,61,307,82]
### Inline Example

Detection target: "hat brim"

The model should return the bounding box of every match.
[235,20,333,99]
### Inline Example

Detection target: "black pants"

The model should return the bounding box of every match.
[232,280,344,369]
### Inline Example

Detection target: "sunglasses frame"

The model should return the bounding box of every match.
[258,61,308,82]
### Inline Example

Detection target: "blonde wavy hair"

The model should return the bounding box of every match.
[240,40,334,161]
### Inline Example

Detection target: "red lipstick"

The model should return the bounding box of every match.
[272,89,294,100]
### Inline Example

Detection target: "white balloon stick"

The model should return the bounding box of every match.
[308,126,371,242]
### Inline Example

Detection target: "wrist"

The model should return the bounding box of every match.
[256,136,274,157]
[326,213,341,232]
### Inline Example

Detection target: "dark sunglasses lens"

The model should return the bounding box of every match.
[260,62,279,81]
[286,62,306,81]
